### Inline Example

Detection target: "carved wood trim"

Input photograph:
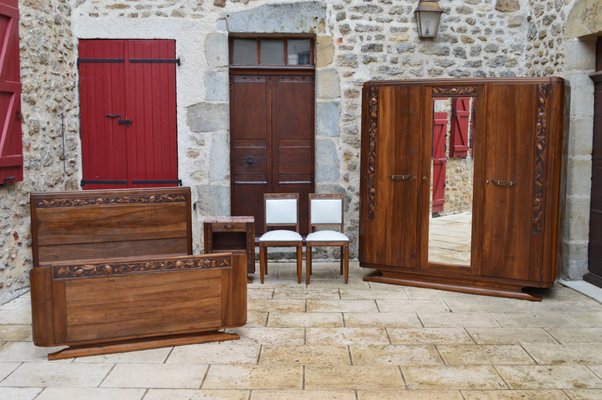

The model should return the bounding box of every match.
[367,85,378,219]
[432,86,477,97]
[52,256,231,279]
[36,194,187,208]
[532,83,550,235]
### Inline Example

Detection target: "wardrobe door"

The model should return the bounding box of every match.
[359,85,422,269]
[480,82,542,281]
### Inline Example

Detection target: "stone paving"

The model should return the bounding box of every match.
[0,262,602,399]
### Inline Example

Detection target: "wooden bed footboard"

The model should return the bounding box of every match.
[30,253,247,355]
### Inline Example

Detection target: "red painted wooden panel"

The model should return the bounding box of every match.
[125,40,178,188]
[450,97,470,158]
[432,111,448,214]
[0,1,23,184]
[79,40,128,190]
[78,40,178,190]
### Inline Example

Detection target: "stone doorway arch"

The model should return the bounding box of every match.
[561,0,602,282]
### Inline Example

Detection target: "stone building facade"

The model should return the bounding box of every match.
[0,0,600,302]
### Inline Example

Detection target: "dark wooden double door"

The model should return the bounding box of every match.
[586,38,602,287]
[230,73,314,234]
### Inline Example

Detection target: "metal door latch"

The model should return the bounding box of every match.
[244,155,256,167]
[118,119,133,126]
[391,174,415,181]
[486,179,518,187]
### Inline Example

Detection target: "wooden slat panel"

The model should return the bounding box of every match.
[38,238,189,263]
[126,40,178,188]
[272,76,314,235]
[35,203,188,245]
[0,2,22,183]
[480,83,537,280]
[64,269,223,342]
[79,40,127,190]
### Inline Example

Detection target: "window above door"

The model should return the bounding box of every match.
[230,36,314,67]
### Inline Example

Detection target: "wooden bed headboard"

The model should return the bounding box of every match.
[30,187,193,267]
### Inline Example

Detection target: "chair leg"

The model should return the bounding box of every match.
[339,247,344,275]
[296,244,302,284]
[343,245,349,284]
[306,245,312,285]
[260,245,267,284]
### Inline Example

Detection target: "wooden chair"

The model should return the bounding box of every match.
[258,193,303,284]
[305,193,349,285]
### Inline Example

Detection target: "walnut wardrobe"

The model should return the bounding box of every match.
[359,78,567,301]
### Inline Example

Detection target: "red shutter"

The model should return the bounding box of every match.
[79,40,128,190]
[125,40,178,188]
[78,39,178,189]
[0,0,22,186]
[432,111,447,214]
[450,97,470,158]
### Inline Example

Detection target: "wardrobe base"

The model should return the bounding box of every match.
[364,271,544,302]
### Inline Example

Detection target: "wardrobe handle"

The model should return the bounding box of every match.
[486,179,518,187]
[391,175,415,181]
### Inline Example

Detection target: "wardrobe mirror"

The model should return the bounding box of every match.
[428,96,475,266]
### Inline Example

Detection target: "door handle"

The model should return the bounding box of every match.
[105,114,121,119]
[391,175,415,181]
[486,179,518,187]
[244,155,256,167]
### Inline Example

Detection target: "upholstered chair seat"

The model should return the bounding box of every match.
[305,230,349,242]
[259,230,303,242]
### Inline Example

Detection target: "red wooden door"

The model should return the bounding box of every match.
[230,73,315,234]
[432,111,448,214]
[78,40,178,189]
[0,0,22,186]
[450,97,470,158]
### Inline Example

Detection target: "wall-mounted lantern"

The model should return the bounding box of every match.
[415,0,443,39]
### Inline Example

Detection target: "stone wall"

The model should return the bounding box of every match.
[0,0,78,303]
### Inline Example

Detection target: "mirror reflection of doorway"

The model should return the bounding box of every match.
[428,97,475,266]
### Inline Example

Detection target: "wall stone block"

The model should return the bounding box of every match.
[204,33,228,68]
[209,133,229,183]
[566,157,593,197]
[316,69,341,99]
[317,102,341,137]
[568,118,594,157]
[205,69,229,102]
[565,196,591,242]
[186,102,228,133]
[495,0,520,13]
[226,1,326,33]
[316,138,340,183]
[196,185,230,216]
[316,35,334,67]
